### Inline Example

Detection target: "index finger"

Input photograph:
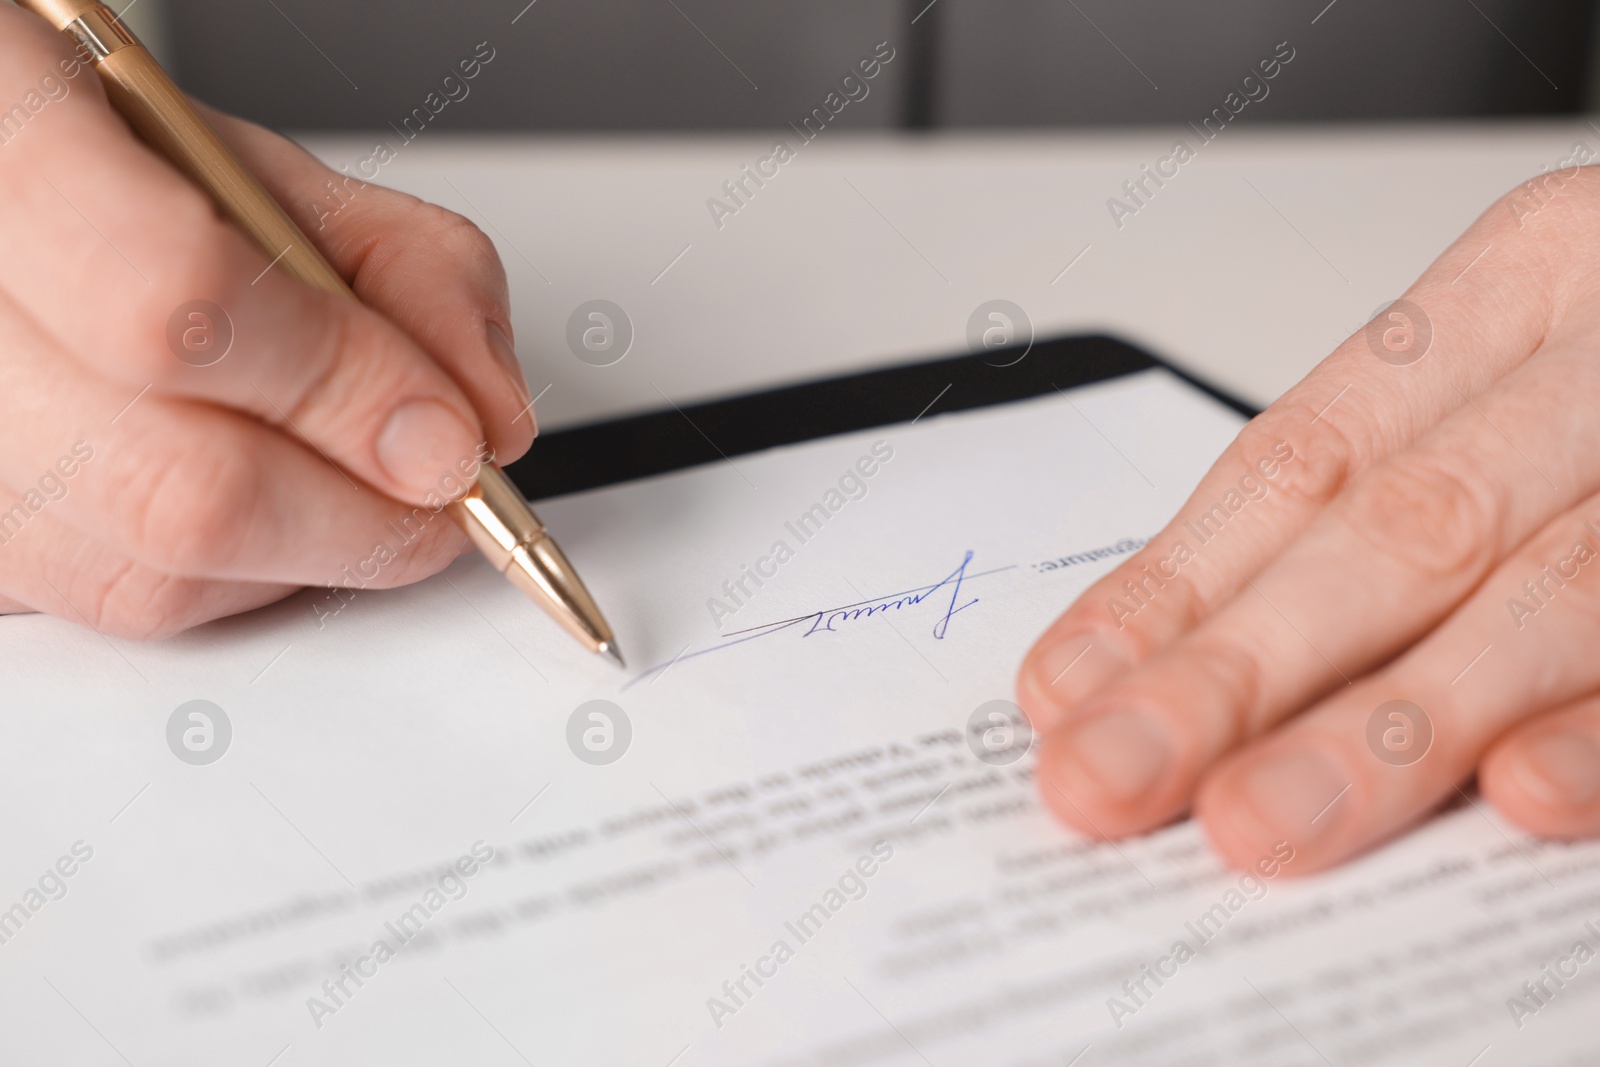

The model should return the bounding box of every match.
[200,104,537,466]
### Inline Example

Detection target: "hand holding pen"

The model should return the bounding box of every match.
[0,5,520,633]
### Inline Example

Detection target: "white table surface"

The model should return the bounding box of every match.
[300,121,1591,431]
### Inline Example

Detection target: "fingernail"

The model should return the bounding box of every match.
[377,399,481,499]
[1513,730,1600,808]
[487,322,533,412]
[1059,710,1171,802]
[1240,748,1350,845]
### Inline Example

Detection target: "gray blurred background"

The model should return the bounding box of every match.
[118,0,1598,132]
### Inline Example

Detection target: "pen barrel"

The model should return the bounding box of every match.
[18,0,351,297]
[101,51,351,296]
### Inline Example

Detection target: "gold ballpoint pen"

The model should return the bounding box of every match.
[20,0,625,667]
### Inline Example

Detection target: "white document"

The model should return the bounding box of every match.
[1,369,1596,1066]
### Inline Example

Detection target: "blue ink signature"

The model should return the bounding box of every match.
[801,551,978,640]
[624,552,1012,689]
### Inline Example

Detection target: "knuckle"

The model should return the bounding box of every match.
[270,302,357,430]
[1486,164,1600,250]
[1099,405,1364,639]
[1176,630,1271,742]
[115,444,260,574]
[1090,551,1210,646]
[419,205,499,265]
[1234,407,1362,516]
[1341,452,1501,580]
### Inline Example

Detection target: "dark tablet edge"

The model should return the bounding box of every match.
[506,333,1260,502]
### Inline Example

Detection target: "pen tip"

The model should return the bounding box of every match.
[599,642,626,669]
